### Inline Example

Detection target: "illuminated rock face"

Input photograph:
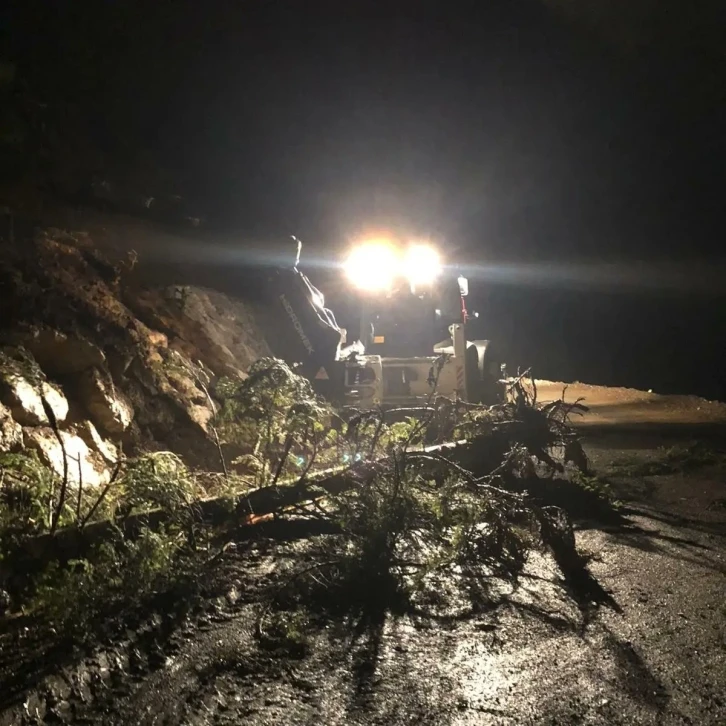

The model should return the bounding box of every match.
[0,350,69,427]
[77,367,135,436]
[0,228,271,482]
[0,402,22,451]
[23,426,112,488]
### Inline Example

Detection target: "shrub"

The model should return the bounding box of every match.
[0,451,62,537]
[114,451,198,516]
[29,525,187,633]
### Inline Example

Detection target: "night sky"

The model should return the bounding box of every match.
[3,0,725,395]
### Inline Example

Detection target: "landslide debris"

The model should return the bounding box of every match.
[0,226,270,483]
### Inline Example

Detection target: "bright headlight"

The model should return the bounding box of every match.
[344,241,398,291]
[403,244,441,287]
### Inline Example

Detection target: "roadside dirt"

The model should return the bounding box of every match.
[536,380,726,426]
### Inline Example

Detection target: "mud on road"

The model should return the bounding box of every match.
[2,385,726,726]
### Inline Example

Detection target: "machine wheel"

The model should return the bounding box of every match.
[466,340,504,404]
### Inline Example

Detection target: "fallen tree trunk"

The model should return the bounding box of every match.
[1,435,511,587]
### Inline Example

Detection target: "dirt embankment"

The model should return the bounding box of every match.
[0,226,270,485]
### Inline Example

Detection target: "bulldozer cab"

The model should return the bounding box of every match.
[362,274,467,357]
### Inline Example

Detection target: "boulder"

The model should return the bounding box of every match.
[165,365,208,406]
[0,347,69,427]
[23,427,111,488]
[0,373,69,427]
[75,420,119,465]
[0,401,22,451]
[188,403,214,432]
[15,328,106,376]
[145,328,169,349]
[77,368,134,435]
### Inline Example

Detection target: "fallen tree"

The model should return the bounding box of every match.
[4,378,588,548]
[251,381,603,638]
[0,373,611,624]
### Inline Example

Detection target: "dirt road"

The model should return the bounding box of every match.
[536,380,726,427]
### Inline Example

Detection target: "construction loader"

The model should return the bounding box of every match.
[266,238,504,408]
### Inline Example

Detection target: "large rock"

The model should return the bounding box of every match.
[0,347,70,427]
[0,373,69,427]
[23,427,111,488]
[187,403,214,432]
[125,286,270,378]
[0,401,22,451]
[77,367,134,435]
[15,328,106,376]
[75,420,119,465]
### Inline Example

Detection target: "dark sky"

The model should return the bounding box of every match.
[3,0,725,262]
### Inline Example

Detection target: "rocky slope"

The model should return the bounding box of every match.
[0,225,270,487]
